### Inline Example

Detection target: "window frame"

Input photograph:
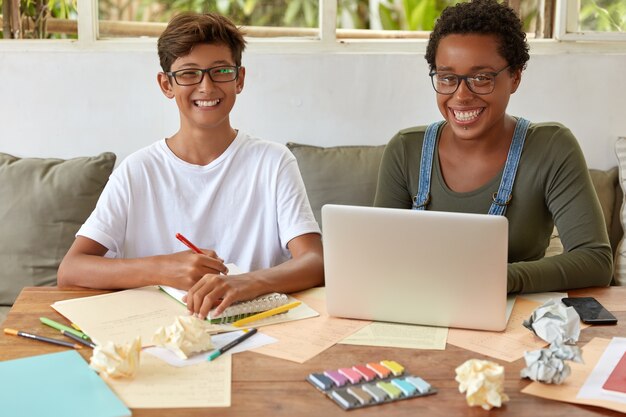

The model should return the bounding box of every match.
[0,0,624,52]
[555,0,626,41]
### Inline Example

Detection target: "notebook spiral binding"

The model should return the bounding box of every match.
[208,293,289,324]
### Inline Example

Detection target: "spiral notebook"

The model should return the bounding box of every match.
[159,263,318,326]
[160,286,292,324]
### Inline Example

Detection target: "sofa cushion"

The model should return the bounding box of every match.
[613,138,626,285]
[0,152,116,305]
[0,306,9,326]
[589,168,621,251]
[287,143,385,228]
[547,168,622,260]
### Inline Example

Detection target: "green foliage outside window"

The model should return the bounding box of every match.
[377,0,459,31]
[1,0,624,39]
[99,0,319,27]
[0,0,77,38]
[580,0,625,31]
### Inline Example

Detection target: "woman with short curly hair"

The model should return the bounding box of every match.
[375,0,612,293]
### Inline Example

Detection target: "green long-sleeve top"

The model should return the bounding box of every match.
[374,121,613,293]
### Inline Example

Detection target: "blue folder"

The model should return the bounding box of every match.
[0,350,130,417]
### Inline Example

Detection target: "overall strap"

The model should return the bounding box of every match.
[412,121,444,210]
[488,117,531,216]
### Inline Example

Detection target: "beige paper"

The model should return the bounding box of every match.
[104,351,231,408]
[52,286,318,346]
[251,287,371,363]
[340,322,448,350]
[53,286,189,346]
[447,297,547,362]
[522,337,626,413]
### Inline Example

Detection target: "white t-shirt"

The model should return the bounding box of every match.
[77,131,320,272]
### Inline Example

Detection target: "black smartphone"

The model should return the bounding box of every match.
[562,297,618,325]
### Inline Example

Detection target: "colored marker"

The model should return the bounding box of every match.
[175,233,203,254]
[40,317,90,340]
[231,301,301,327]
[62,330,96,348]
[4,328,82,349]
[207,328,258,361]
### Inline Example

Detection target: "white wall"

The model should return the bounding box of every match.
[1,47,625,169]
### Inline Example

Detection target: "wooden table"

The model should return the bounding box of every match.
[1,286,624,417]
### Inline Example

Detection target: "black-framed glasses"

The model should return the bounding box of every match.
[166,65,240,86]
[429,65,511,95]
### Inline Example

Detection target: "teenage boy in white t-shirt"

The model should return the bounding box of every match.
[58,12,324,319]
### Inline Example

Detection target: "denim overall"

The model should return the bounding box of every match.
[412,118,531,216]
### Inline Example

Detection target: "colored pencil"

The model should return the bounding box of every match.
[232,301,302,327]
[207,328,258,361]
[4,328,82,349]
[40,317,90,340]
[62,330,97,348]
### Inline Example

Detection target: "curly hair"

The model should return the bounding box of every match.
[425,0,530,72]
[158,12,246,73]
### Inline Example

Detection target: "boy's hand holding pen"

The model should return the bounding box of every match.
[176,232,228,275]
[176,233,234,318]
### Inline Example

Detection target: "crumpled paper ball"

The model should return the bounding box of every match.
[153,315,219,359]
[90,336,141,378]
[522,298,580,345]
[520,342,583,384]
[455,359,509,410]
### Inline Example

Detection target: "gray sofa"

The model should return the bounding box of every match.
[286,142,624,279]
[0,152,116,324]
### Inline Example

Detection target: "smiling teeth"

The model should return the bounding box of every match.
[195,99,220,107]
[453,109,482,122]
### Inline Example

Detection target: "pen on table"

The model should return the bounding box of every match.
[40,317,90,340]
[62,330,97,348]
[176,232,203,254]
[207,328,258,361]
[232,301,302,328]
[4,328,82,349]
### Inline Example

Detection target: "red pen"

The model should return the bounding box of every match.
[175,233,203,254]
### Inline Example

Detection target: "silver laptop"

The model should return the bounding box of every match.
[322,204,508,331]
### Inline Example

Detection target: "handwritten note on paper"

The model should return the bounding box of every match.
[522,337,626,414]
[52,286,187,346]
[251,287,371,363]
[447,297,547,362]
[104,352,231,408]
[340,322,448,350]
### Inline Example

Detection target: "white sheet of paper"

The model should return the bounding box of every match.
[578,337,626,403]
[145,330,277,367]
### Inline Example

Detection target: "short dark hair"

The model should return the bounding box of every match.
[157,12,247,72]
[425,0,530,72]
